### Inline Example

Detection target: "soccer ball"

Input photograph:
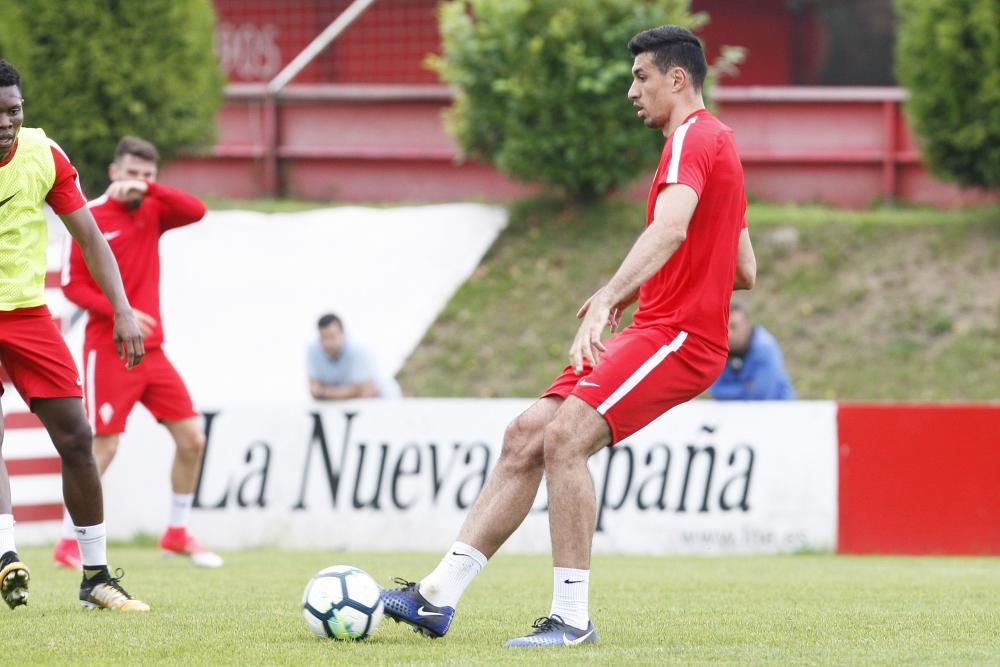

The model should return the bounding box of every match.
[302,565,384,640]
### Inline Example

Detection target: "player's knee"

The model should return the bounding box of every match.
[498,415,544,472]
[177,429,206,460]
[54,422,95,467]
[541,418,581,469]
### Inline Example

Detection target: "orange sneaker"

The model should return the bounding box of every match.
[159,527,223,568]
[53,537,82,570]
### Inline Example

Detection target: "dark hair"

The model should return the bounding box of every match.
[0,60,21,91]
[317,313,343,330]
[628,25,707,91]
[115,135,159,163]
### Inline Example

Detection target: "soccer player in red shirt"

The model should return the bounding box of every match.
[57,136,222,569]
[0,60,149,611]
[381,26,757,647]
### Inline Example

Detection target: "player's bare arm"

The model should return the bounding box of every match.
[568,184,698,372]
[60,205,145,368]
[734,227,756,290]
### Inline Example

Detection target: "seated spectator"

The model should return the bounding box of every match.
[710,303,795,401]
[307,313,402,400]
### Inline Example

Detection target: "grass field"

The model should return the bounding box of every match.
[6,546,999,665]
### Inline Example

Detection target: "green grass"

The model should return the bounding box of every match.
[6,547,1000,665]
[399,198,1000,400]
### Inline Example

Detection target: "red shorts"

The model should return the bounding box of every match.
[82,344,197,435]
[543,325,726,443]
[0,306,83,406]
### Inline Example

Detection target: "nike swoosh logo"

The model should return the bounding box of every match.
[452,551,475,559]
[103,230,122,241]
[579,379,600,388]
[0,191,18,208]
[416,606,444,617]
[563,579,584,584]
[563,628,595,646]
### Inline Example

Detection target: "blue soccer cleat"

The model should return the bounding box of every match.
[380,578,455,638]
[504,615,599,648]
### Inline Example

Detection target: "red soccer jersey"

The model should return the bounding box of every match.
[62,182,207,350]
[633,108,747,352]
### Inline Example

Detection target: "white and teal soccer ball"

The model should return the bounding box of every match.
[302,565,384,640]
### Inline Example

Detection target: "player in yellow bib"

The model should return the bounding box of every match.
[0,59,149,611]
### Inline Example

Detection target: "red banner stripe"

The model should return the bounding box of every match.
[8,457,61,476]
[13,503,63,522]
[4,412,43,429]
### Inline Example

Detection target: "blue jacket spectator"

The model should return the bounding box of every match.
[710,303,795,400]
[307,313,402,400]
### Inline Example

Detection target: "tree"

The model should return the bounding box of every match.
[429,0,736,201]
[0,0,224,196]
[895,0,1000,189]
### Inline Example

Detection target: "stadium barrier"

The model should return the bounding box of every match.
[11,400,836,554]
[8,400,997,555]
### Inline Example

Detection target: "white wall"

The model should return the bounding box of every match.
[16,400,838,555]
[47,203,507,404]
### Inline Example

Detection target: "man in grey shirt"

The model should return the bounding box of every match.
[307,313,401,399]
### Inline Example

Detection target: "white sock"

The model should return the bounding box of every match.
[167,493,195,529]
[418,541,487,608]
[550,567,590,630]
[0,514,15,555]
[61,509,77,539]
[75,523,107,568]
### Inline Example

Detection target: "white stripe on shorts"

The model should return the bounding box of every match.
[596,330,688,415]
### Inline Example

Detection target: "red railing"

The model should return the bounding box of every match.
[161,83,993,207]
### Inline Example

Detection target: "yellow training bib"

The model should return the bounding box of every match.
[0,127,56,310]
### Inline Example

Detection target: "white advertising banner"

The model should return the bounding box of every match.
[14,399,838,554]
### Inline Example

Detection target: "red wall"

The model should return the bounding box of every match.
[213,0,817,87]
[838,404,1000,555]
[215,0,442,85]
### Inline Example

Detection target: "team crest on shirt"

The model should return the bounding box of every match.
[99,402,114,424]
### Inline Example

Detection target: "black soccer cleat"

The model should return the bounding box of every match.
[0,551,29,609]
[79,566,150,611]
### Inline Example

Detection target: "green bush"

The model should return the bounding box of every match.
[895,0,1000,189]
[429,0,727,201]
[0,0,223,196]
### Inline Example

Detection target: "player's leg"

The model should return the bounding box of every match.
[33,397,148,612]
[139,351,221,566]
[53,433,119,569]
[455,395,561,556]
[158,417,222,567]
[0,411,30,609]
[504,396,607,647]
[382,396,561,638]
[53,342,137,570]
